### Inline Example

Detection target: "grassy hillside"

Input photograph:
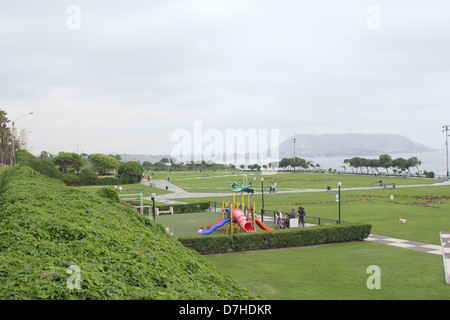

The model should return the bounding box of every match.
[0,166,255,300]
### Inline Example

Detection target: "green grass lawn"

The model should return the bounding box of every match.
[152,171,436,193]
[205,241,450,299]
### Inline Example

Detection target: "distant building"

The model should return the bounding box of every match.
[13,128,30,151]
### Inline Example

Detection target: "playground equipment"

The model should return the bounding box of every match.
[201,183,273,235]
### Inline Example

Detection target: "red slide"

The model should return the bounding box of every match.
[232,208,256,232]
[206,210,273,233]
[254,217,273,231]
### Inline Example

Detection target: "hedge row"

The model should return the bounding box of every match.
[159,202,210,214]
[122,201,210,214]
[178,223,372,254]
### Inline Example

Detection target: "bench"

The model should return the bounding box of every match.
[154,207,174,216]
[371,181,384,187]
[383,183,396,189]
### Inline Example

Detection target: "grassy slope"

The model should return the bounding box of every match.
[0,167,255,300]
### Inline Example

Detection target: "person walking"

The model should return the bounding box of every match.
[298,207,306,227]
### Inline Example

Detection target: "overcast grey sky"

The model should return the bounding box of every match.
[1,0,449,155]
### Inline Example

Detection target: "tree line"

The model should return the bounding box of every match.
[343,154,434,178]
[15,150,145,186]
[272,155,434,178]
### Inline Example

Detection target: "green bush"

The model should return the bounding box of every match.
[118,161,144,184]
[179,223,372,254]
[160,202,210,214]
[22,159,63,180]
[98,176,121,185]
[96,187,120,203]
[79,167,99,185]
[61,173,81,186]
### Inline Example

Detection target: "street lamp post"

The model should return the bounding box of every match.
[8,141,11,166]
[151,193,156,220]
[337,182,342,223]
[11,112,33,165]
[293,138,296,173]
[443,125,449,178]
[261,178,265,220]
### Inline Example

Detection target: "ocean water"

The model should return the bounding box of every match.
[305,150,448,177]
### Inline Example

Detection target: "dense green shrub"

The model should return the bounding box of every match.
[22,159,63,180]
[98,176,121,185]
[0,167,255,300]
[160,202,210,214]
[79,167,99,185]
[96,187,120,203]
[61,173,81,186]
[118,161,144,184]
[179,223,372,254]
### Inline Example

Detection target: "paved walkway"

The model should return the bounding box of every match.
[142,179,447,256]
[365,234,442,255]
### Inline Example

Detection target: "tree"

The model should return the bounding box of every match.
[53,152,83,173]
[90,153,120,175]
[348,157,364,173]
[118,161,144,184]
[79,167,99,185]
[39,151,53,160]
[16,149,35,164]
[368,158,380,174]
[379,154,392,174]
[392,158,407,173]
[0,110,11,165]
[406,157,422,175]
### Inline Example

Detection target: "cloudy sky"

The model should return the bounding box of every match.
[1,0,449,156]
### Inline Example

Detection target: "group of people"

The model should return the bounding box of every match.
[268,182,277,193]
[276,207,306,229]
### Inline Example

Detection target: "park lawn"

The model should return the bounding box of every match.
[205,241,450,300]
[171,185,450,245]
[153,171,435,193]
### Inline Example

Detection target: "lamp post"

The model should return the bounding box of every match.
[261,177,265,220]
[293,138,296,173]
[337,182,342,223]
[8,141,11,166]
[11,112,33,165]
[151,193,156,220]
[443,125,449,178]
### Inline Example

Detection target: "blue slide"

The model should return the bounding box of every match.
[202,218,231,235]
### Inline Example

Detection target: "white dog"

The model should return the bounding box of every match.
[399,217,407,224]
